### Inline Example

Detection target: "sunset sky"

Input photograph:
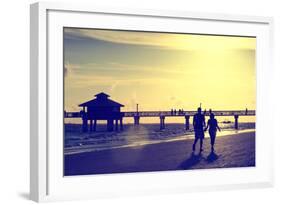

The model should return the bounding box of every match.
[64,28,256,113]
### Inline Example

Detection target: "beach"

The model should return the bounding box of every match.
[64,122,255,153]
[64,130,255,176]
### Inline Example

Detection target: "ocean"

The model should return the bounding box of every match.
[64,121,255,155]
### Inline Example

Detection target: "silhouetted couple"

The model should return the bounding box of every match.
[192,107,221,153]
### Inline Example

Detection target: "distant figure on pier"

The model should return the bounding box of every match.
[171,109,174,115]
[179,109,184,115]
[245,108,248,115]
[205,113,221,152]
[192,107,206,152]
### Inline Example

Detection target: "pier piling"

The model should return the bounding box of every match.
[120,119,123,131]
[107,120,114,131]
[160,116,165,130]
[89,120,93,132]
[134,116,140,125]
[82,116,88,132]
[234,115,239,130]
[93,120,97,131]
[115,119,119,131]
[185,115,190,130]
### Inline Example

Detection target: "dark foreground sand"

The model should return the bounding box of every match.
[64,131,255,176]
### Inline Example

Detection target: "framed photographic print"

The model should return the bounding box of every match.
[30,2,274,202]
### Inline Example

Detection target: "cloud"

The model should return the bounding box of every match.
[169,95,183,108]
[64,28,170,48]
[109,81,119,92]
[170,96,176,101]
[64,28,256,51]
[64,62,81,77]
[123,92,138,111]
[64,61,188,79]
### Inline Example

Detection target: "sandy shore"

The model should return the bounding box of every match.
[64,131,255,176]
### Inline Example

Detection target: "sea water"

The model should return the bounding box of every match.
[64,121,255,155]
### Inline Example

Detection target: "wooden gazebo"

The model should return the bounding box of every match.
[79,92,124,132]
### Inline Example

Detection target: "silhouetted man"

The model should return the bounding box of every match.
[192,107,206,152]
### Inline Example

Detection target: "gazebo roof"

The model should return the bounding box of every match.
[94,92,110,98]
[79,92,124,107]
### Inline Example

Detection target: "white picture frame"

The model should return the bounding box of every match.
[30,2,274,202]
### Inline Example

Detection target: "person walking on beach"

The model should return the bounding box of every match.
[205,113,221,152]
[192,107,206,152]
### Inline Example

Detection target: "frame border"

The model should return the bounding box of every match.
[30,2,274,202]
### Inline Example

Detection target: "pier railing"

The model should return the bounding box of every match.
[64,110,255,118]
[123,110,255,117]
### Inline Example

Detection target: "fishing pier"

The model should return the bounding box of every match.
[64,92,255,132]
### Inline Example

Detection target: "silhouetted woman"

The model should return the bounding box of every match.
[205,113,221,152]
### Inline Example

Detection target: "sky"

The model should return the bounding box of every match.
[64,28,256,113]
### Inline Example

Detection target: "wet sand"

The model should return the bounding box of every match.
[64,131,255,176]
